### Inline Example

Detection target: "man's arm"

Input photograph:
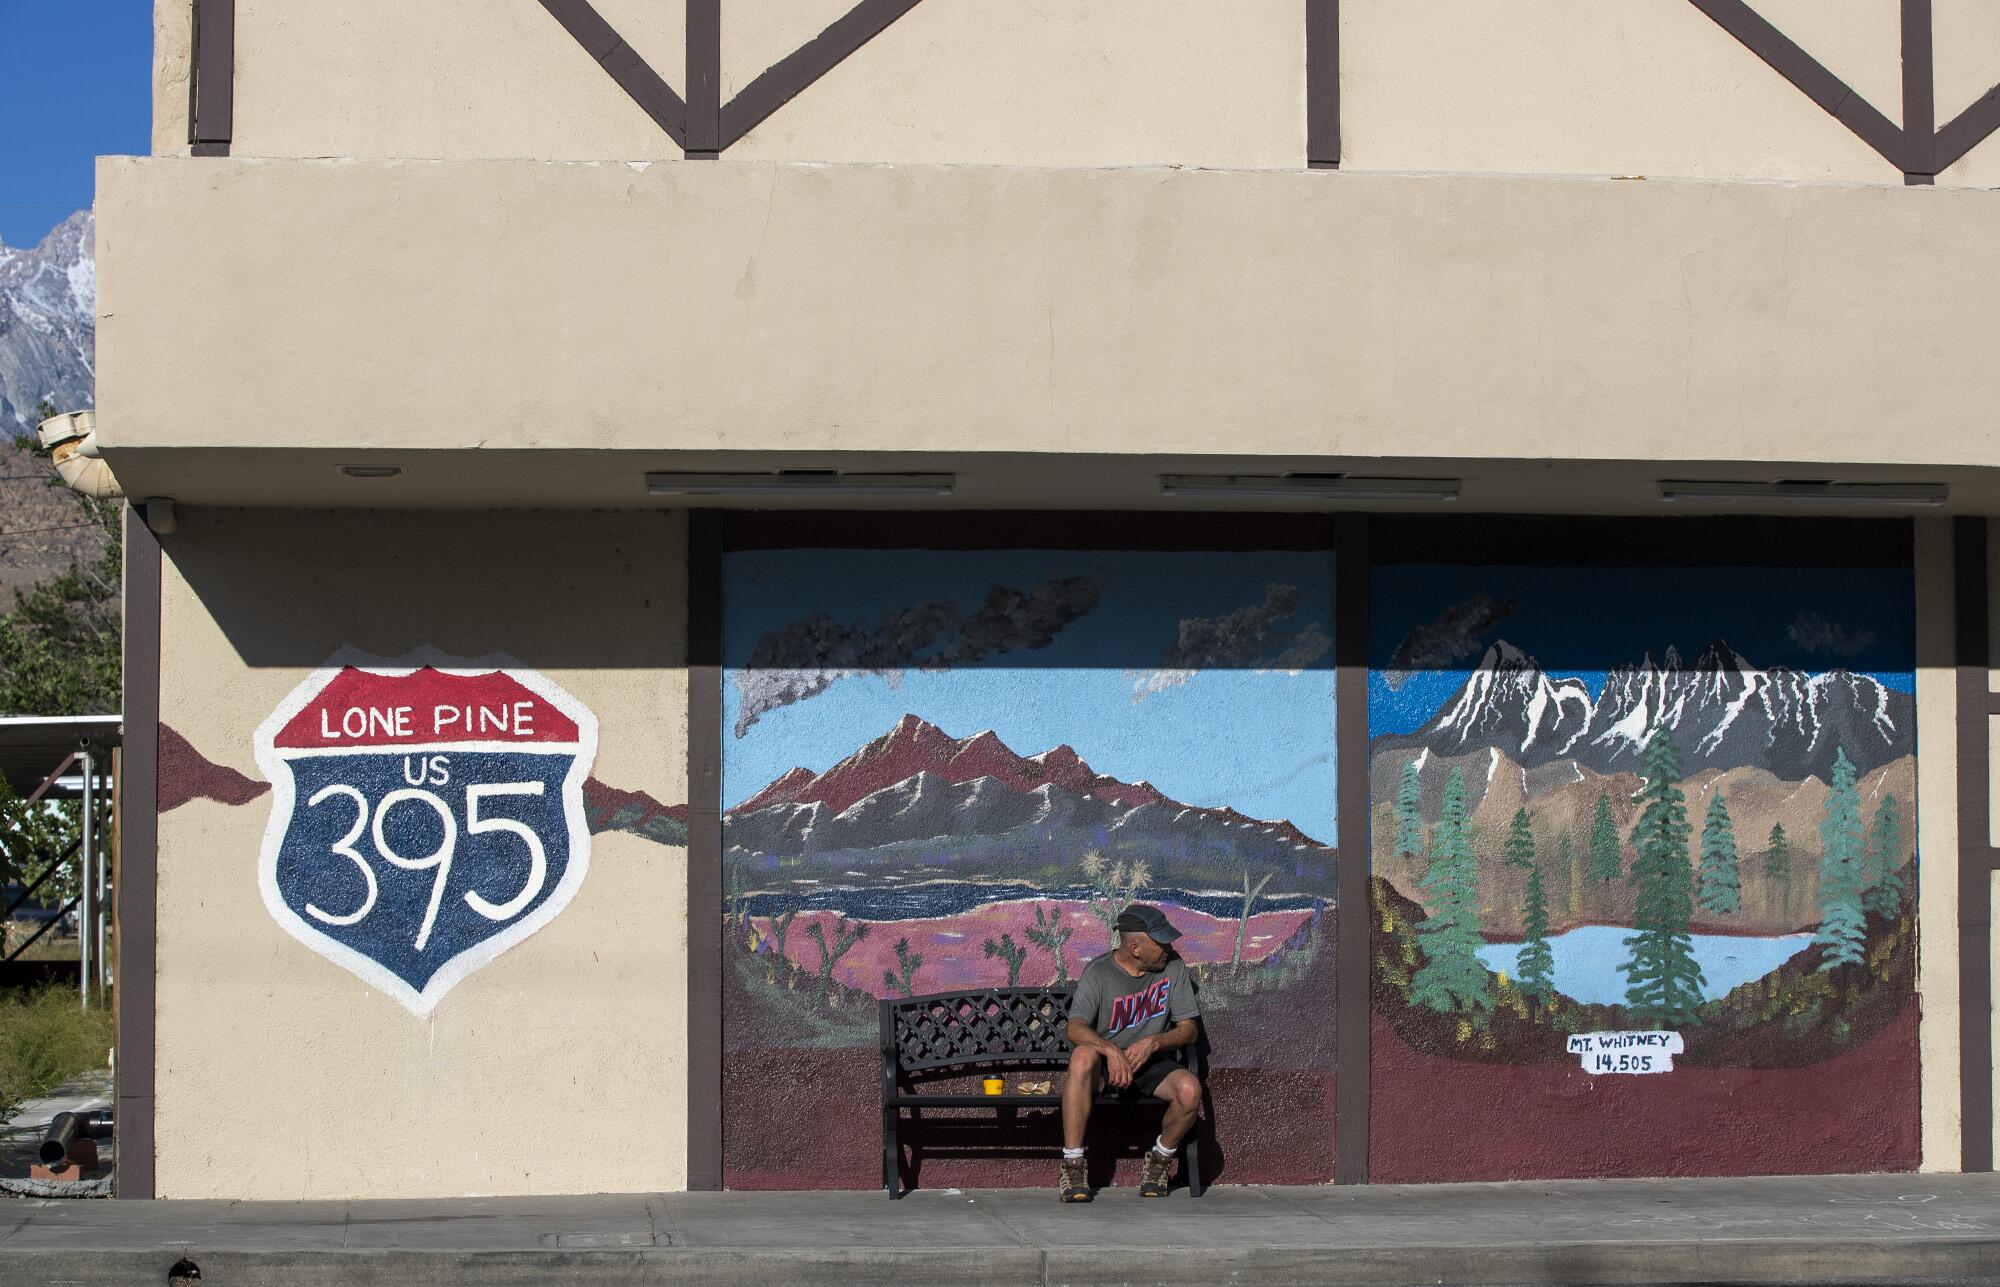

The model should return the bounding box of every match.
[1121,1019,1196,1070]
[1067,1017,1131,1058]
[1067,1017,1135,1085]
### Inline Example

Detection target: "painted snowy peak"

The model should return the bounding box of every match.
[0,210,94,435]
[1379,639,1912,780]
[726,714,1326,860]
[732,713,1167,816]
[1408,641,1594,763]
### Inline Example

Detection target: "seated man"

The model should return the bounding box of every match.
[1058,903,1202,1202]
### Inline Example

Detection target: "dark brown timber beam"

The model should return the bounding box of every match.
[720,0,925,151]
[1954,517,1993,1173]
[1688,0,1909,171]
[538,0,687,148]
[190,0,234,155]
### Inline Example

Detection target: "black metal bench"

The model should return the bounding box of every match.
[879,986,1205,1198]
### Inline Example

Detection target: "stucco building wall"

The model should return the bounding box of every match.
[94,156,2000,500]
[117,0,2000,1196]
[150,508,691,1199]
[155,1,1962,185]
[1915,519,1963,1171]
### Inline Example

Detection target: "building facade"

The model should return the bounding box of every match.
[101,0,2000,1198]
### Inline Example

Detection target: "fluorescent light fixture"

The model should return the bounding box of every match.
[646,470,955,497]
[339,464,402,478]
[1658,480,1948,507]
[1160,473,1460,502]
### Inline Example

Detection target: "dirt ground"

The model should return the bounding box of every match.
[0,437,106,609]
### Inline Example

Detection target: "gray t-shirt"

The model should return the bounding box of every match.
[1068,952,1199,1051]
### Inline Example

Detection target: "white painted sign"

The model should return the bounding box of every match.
[1566,1030,1684,1075]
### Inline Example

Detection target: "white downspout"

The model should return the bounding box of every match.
[35,410,122,500]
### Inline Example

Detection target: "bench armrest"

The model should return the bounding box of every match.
[1184,1022,1207,1079]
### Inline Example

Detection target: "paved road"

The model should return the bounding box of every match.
[2,1171,1997,1285]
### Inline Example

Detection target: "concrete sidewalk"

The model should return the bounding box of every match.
[3,1171,1997,1286]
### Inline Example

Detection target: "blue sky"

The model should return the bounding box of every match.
[1370,564,1916,736]
[723,549,1339,842]
[0,0,153,248]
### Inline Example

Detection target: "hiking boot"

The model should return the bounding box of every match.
[1140,1149,1173,1198]
[1058,1157,1091,1203]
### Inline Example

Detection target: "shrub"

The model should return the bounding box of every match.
[0,985,114,1123]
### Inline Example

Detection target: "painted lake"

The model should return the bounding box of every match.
[1476,925,1815,1006]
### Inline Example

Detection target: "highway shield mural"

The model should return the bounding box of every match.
[254,652,599,1016]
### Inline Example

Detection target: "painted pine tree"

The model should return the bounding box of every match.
[1813,747,1867,970]
[1409,766,1491,1014]
[1516,861,1556,1005]
[1394,759,1426,862]
[1587,791,1622,883]
[1696,792,1741,917]
[1862,794,1906,918]
[1620,726,1706,1028]
[1764,822,1793,924]
[1503,807,1536,871]
[1502,807,1553,1001]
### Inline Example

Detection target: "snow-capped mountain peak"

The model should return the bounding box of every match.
[1387,637,1913,780]
[0,210,94,436]
[1422,639,1592,759]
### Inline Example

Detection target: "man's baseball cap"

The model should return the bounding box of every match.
[1115,904,1182,945]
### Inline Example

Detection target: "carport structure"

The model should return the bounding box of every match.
[0,715,121,998]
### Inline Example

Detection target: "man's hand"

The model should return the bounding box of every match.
[1102,1044,1134,1088]
[1121,1035,1160,1070]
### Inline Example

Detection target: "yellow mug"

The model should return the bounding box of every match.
[982,1077,1005,1096]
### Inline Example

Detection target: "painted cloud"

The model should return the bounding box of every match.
[734,577,1100,735]
[1786,611,1877,659]
[1132,584,1332,700]
[1382,593,1515,691]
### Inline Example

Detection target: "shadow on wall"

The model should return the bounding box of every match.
[158,508,691,670]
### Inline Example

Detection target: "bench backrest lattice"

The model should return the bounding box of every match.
[878,984,1208,1197]
[886,987,1075,1076]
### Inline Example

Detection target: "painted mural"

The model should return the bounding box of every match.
[1368,553,1920,1181]
[722,547,1339,1189]
[252,652,602,1015]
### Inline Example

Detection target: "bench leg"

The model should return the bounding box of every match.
[883,1106,900,1199]
[1183,1132,1203,1198]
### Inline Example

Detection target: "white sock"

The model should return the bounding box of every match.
[1151,1136,1174,1158]
[1062,1147,1085,1161]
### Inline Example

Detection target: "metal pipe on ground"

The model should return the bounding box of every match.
[38,1111,113,1166]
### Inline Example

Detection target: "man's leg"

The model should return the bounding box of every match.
[1058,1048,1102,1202]
[1151,1068,1202,1150]
[1062,1046,1102,1149]
[1136,1067,1202,1197]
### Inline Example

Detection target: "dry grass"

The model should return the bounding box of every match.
[0,984,114,1122]
[2,931,79,963]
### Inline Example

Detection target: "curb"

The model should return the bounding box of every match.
[6,1236,1999,1287]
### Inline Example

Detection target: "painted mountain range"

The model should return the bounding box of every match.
[1369,741,1914,936]
[725,714,1328,877]
[1376,639,1912,781]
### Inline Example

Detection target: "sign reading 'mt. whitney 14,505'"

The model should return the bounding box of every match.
[255,653,598,1016]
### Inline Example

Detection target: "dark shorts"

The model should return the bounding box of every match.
[1104,1054,1183,1099]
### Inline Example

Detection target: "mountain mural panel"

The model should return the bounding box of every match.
[1367,550,1919,1183]
[722,543,1340,1191]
